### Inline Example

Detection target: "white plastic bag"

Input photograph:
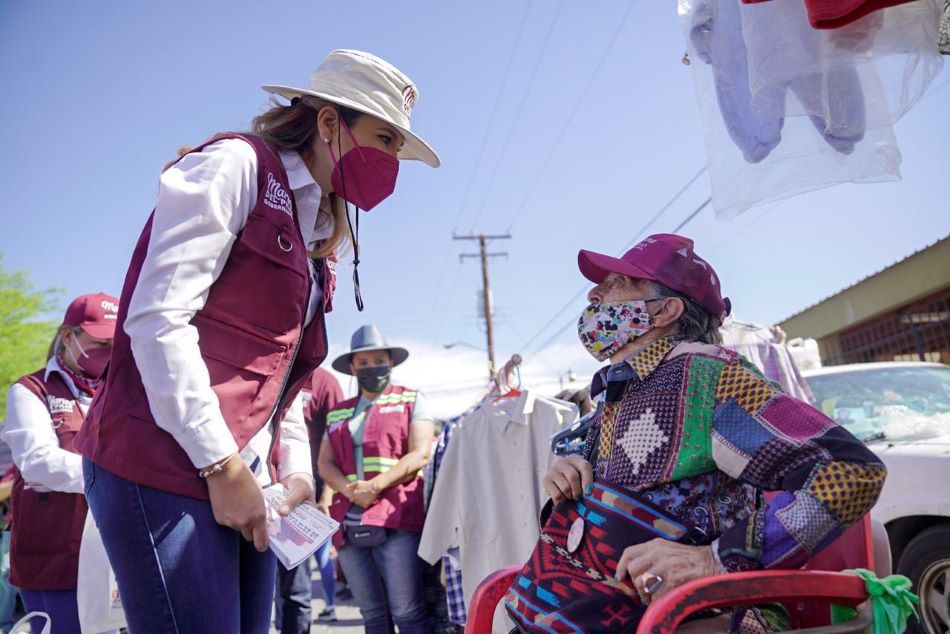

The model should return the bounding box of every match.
[679,0,907,217]
[76,513,126,633]
[739,0,943,128]
[8,612,51,634]
[941,0,950,54]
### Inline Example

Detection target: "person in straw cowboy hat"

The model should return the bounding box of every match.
[73,50,439,633]
[319,325,435,634]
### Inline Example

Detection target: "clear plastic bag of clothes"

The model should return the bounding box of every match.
[941,0,950,54]
[739,0,943,130]
[678,0,928,217]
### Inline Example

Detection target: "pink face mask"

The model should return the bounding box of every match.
[66,334,112,379]
[327,120,399,212]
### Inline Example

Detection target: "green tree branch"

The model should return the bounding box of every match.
[0,255,61,419]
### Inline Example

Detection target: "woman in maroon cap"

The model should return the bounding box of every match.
[1,292,118,633]
[504,234,885,633]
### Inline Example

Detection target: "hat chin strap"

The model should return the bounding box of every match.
[336,126,365,312]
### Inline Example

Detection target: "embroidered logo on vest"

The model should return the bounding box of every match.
[47,395,74,415]
[377,404,405,415]
[264,173,293,217]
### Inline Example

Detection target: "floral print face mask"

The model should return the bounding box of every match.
[577,300,655,362]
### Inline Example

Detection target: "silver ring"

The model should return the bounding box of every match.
[276,235,294,252]
[644,574,664,595]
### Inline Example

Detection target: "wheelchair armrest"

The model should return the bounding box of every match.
[636,570,869,633]
[465,565,522,634]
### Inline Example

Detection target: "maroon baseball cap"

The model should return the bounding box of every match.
[578,234,731,322]
[63,292,120,339]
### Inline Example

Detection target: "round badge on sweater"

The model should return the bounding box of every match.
[567,517,585,553]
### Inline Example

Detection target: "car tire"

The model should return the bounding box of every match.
[898,525,950,634]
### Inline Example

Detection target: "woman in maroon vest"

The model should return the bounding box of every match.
[2,293,118,633]
[72,50,439,634]
[319,325,434,634]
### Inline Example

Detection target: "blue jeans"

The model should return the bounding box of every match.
[337,530,431,634]
[274,558,311,634]
[83,458,277,634]
[0,531,17,631]
[20,590,80,634]
[314,540,335,608]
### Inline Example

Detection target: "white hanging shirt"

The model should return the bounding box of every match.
[418,390,576,627]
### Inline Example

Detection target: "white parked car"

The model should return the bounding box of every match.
[804,362,950,634]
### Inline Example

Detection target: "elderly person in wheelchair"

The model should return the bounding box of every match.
[504,234,886,633]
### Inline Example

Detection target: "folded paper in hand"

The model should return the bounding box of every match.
[264,484,340,568]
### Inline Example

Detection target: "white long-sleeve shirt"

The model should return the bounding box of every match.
[2,358,89,494]
[124,138,334,481]
[418,390,576,632]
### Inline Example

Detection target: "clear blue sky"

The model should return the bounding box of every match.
[2,0,948,395]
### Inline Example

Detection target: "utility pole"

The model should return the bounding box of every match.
[454,232,511,378]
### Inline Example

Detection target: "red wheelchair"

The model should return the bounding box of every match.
[466,514,889,633]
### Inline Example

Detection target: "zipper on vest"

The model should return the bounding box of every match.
[264,182,321,482]
[264,258,315,480]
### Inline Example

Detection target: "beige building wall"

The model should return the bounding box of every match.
[779,237,950,341]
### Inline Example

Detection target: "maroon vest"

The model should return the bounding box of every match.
[10,370,88,591]
[75,135,332,500]
[326,385,426,547]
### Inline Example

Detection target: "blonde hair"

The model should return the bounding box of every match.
[47,325,82,362]
[162,95,361,259]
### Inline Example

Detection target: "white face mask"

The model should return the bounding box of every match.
[577,300,656,362]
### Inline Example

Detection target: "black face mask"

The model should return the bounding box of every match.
[355,366,391,393]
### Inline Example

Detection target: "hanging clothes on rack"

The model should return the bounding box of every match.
[940,0,950,54]
[422,409,473,628]
[418,388,576,633]
[738,0,942,128]
[742,0,921,29]
[679,0,943,217]
[424,408,476,510]
[422,365,505,628]
[720,318,816,403]
[689,0,866,163]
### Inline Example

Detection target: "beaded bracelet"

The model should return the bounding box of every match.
[198,453,237,479]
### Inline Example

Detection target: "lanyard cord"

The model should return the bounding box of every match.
[337,124,365,311]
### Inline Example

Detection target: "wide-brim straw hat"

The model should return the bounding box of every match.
[262,49,440,168]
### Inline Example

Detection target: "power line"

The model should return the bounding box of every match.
[451,0,535,232]
[524,195,714,356]
[433,259,478,340]
[671,196,711,233]
[705,200,781,256]
[427,252,462,339]
[522,195,714,357]
[503,0,640,232]
[432,3,536,334]
[469,0,565,231]
[525,307,584,358]
[517,166,707,353]
[518,287,589,355]
[617,167,707,251]
[454,232,512,377]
